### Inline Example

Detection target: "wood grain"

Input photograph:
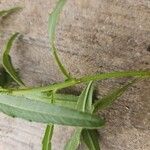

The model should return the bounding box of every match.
[0,0,150,149]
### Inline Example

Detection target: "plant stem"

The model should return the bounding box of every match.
[12,70,150,94]
[78,71,149,82]
[51,44,72,79]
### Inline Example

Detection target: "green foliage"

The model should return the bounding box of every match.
[65,82,98,150]
[2,32,24,86]
[0,1,150,150]
[0,7,24,88]
[76,81,94,113]
[82,129,100,150]
[10,70,150,93]
[48,0,67,45]
[0,94,104,128]
[48,0,72,79]
[93,79,137,112]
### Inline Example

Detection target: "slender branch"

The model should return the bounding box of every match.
[51,44,72,79]
[12,70,150,94]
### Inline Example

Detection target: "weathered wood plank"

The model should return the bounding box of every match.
[0,0,150,150]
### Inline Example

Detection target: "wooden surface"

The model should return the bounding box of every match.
[0,0,150,150]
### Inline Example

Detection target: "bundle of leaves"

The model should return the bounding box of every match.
[0,1,149,150]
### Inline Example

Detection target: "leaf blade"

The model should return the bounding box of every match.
[82,129,100,150]
[0,94,104,128]
[65,82,97,150]
[76,81,94,112]
[93,79,137,112]
[48,0,72,79]
[2,33,24,86]
[48,0,67,43]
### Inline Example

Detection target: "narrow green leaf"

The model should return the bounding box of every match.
[82,129,100,150]
[81,81,136,150]
[48,0,72,79]
[2,33,24,86]
[0,7,22,18]
[76,81,94,113]
[0,94,104,128]
[13,71,150,93]
[93,79,137,112]
[48,0,67,43]
[64,128,82,150]
[42,124,54,150]
[79,83,100,150]
[65,82,98,150]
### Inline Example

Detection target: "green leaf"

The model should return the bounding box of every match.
[80,79,136,150]
[76,81,94,113]
[93,79,137,112]
[0,7,22,18]
[82,129,100,150]
[65,82,98,150]
[48,0,72,79]
[48,0,67,43]
[0,94,104,128]
[64,128,82,150]
[78,83,100,150]
[2,33,24,86]
[42,124,54,150]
